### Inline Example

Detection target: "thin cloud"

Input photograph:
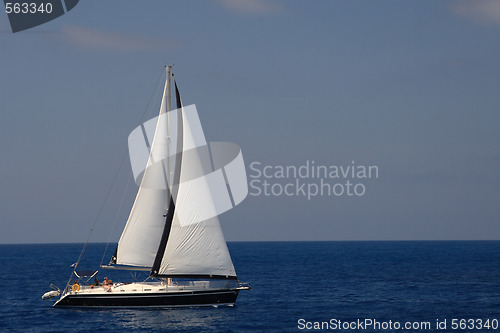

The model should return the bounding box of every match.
[451,0,500,25]
[216,0,282,14]
[61,25,178,51]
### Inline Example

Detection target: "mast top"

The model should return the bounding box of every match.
[165,66,172,112]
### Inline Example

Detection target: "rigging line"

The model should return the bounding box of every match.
[72,149,130,269]
[100,163,133,267]
[73,69,165,262]
[99,68,167,263]
[61,69,167,294]
[67,68,167,287]
[63,148,129,293]
[140,69,167,123]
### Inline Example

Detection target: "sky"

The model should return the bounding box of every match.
[0,0,499,244]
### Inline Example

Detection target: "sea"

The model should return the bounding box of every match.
[0,241,499,332]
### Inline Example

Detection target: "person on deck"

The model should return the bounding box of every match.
[103,277,112,291]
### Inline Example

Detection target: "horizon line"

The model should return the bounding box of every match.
[1,239,499,246]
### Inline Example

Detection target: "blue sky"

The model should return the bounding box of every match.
[1,0,499,243]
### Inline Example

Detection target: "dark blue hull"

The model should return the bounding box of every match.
[54,289,239,308]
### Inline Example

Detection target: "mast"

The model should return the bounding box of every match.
[166,65,172,112]
[165,65,172,195]
[151,66,179,276]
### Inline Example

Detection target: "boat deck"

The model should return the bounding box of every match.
[69,281,225,295]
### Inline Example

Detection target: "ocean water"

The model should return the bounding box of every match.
[0,241,499,332]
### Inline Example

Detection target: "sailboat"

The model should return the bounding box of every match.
[43,66,250,307]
